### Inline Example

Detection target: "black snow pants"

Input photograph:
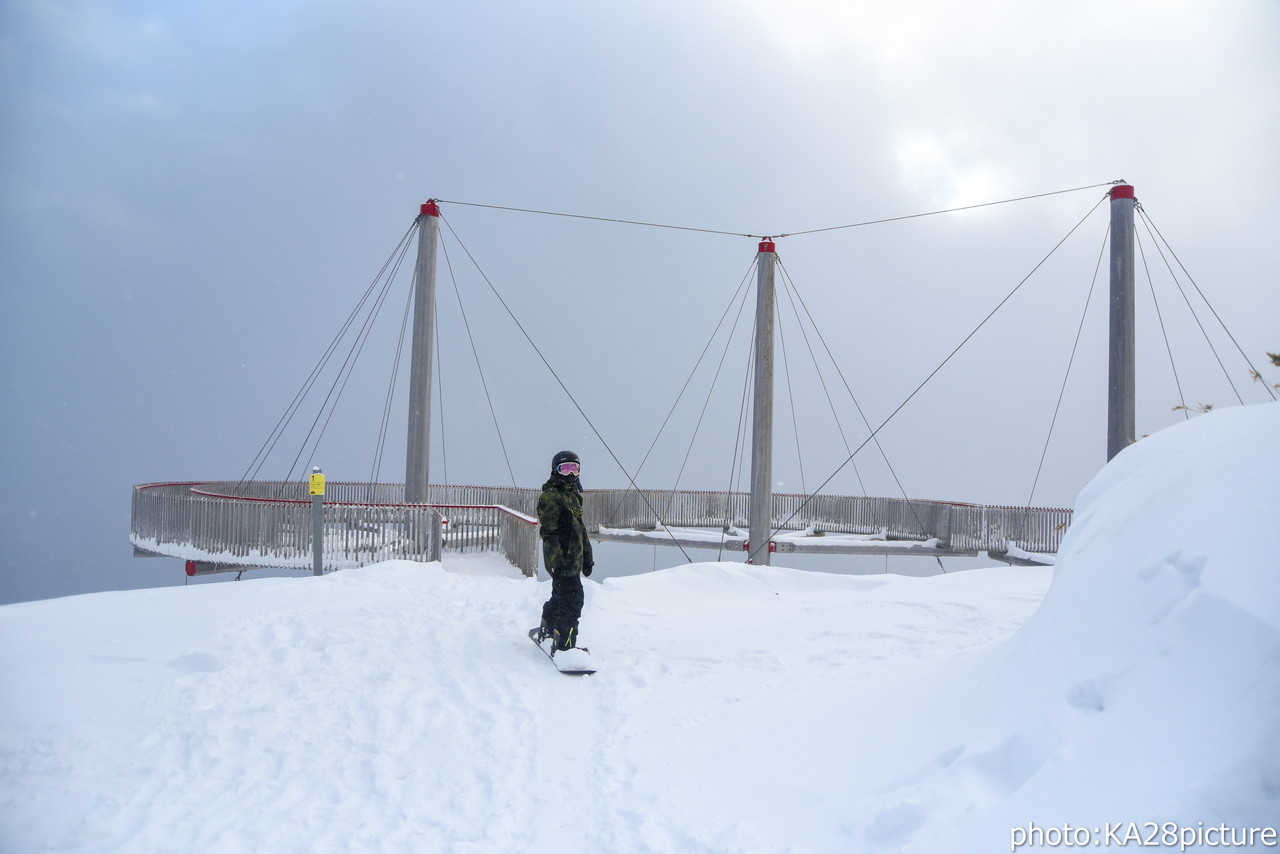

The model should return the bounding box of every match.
[541,572,584,642]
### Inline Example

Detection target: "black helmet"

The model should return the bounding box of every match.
[555,450,586,478]
[551,450,580,475]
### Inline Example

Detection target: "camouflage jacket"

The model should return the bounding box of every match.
[537,476,593,576]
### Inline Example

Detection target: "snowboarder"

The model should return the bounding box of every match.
[536,450,593,652]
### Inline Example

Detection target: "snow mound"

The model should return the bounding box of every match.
[858,402,1280,850]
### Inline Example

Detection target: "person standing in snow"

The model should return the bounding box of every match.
[537,450,593,651]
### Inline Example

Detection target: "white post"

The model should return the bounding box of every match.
[748,239,778,565]
[405,201,441,504]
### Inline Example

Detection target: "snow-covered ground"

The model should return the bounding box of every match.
[2,403,1277,853]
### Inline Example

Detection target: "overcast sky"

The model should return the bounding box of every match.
[2,0,1277,604]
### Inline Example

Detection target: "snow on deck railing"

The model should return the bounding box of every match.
[412,485,1071,557]
[131,482,542,578]
[582,488,1071,556]
[132,482,1070,578]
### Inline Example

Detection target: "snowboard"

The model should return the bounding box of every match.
[528,628,597,675]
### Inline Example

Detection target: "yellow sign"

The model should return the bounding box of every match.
[309,473,326,496]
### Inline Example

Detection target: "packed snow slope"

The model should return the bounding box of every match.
[2,403,1277,853]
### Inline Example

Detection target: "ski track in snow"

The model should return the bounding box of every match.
[0,555,1048,854]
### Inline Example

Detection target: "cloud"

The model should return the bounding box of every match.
[893,133,1008,209]
[2,0,1277,604]
[731,0,1279,209]
[118,92,168,116]
[8,0,175,64]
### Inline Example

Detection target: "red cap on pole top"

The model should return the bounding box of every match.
[758,239,776,254]
[1109,184,1135,201]
[420,199,441,217]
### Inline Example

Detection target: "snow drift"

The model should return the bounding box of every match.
[1,402,1276,853]
[849,400,1280,850]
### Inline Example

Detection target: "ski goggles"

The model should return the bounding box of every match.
[555,461,581,476]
